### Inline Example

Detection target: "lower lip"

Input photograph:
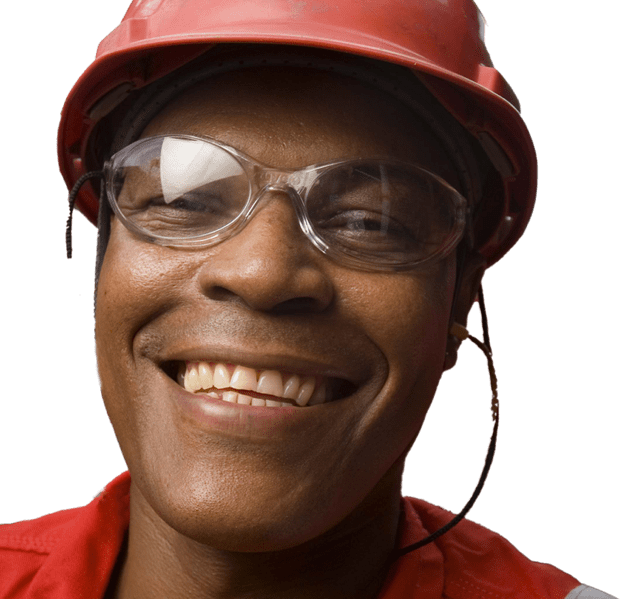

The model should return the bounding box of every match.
[172,383,331,439]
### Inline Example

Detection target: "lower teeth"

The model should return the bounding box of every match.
[200,390,292,408]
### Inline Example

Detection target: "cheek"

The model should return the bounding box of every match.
[309,262,456,519]
[96,219,199,337]
[346,262,453,376]
[94,225,192,456]
[344,261,455,451]
[391,272,452,375]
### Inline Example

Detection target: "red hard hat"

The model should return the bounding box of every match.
[58,0,536,265]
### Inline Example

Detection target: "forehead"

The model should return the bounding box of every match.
[140,66,461,188]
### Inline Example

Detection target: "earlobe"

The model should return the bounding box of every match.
[443,252,487,371]
[443,332,460,371]
[443,321,469,370]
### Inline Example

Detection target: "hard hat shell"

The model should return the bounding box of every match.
[58,0,536,265]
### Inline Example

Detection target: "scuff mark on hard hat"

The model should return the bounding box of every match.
[287,0,307,17]
[310,1,330,13]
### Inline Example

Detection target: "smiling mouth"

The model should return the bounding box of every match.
[169,362,355,408]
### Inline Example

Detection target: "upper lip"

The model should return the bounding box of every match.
[135,310,377,392]
[157,344,362,388]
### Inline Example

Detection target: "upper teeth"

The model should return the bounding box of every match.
[180,362,327,407]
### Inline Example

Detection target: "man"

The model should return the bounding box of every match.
[0,1,616,598]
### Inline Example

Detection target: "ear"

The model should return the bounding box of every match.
[443,252,487,371]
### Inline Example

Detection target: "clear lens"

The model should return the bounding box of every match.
[306,162,465,265]
[109,137,251,239]
[107,136,466,269]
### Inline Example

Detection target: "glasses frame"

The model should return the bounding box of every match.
[104,134,469,272]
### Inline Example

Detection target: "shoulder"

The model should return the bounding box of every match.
[404,497,616,599]
[0,472,131,599]
[0,504,85,547]
[0,506,86,597]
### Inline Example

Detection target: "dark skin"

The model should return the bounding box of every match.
[97,67,485,599]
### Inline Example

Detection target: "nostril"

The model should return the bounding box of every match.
[207,286,243,303]
[272,296,324,315]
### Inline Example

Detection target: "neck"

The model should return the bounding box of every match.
[109,468,405,599]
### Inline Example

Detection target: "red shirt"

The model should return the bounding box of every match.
[0,472,582,598]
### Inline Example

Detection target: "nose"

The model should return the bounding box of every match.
[196,192,334,313]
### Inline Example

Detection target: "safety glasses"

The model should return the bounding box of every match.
[104,135,468,271]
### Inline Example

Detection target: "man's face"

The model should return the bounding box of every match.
[96,66,464,551]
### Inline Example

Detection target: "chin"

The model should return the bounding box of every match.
[128,464,366,553]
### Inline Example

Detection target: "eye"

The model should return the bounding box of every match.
[146,191,228,213]
[315,208,414,247]
[323,209,404,233]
